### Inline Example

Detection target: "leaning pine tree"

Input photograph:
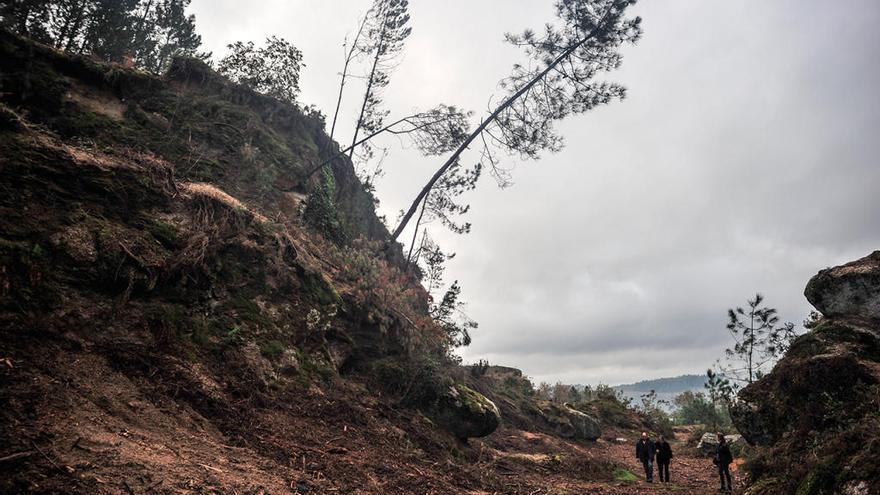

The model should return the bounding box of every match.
[389,0,642,243]
[349,0,412,164]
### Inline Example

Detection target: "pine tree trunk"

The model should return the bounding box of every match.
[56,9,74,48]
[748,313,755,384]
[405,199,428,265]
[330,14,369,141]
[349,32,385,160]
[133,0,154,64]
[329,56,350,141]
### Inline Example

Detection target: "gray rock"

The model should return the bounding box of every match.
[539,402,601,441]
[696,433,744,457]
[805,250,880,320]
[731,251,880,493]
[432,383,500,440]
[483,365,523,378]
[240,342,277,386]
[729,398,777,447]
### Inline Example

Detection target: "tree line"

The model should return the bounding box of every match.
[0,0,205,73]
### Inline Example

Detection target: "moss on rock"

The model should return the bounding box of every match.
[431,383,500,440]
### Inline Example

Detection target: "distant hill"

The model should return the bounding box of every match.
[614,374,707,394]
[612,374,707,408]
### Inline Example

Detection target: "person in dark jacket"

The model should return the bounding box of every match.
[714,432,734,492]
[655,435,673,482]
[635,432,656,482]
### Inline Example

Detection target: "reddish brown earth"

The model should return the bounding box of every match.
[472,428,743,495]
[0,338,743,495]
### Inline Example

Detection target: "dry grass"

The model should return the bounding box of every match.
[179,182,268,223]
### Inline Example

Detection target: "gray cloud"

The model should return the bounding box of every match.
[190,0,880,385]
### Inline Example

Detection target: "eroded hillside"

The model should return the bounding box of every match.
[0,30,670,495]
[0,28,491,493]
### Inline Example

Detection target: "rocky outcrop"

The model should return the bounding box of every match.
[538,403,601,441]
[464,364,604,441]
[482,365,524,379]
[432,384,501,440]
[731,251,880,495]
[804,251,880,321]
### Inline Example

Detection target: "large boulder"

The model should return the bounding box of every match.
[432,384,500,440]
[804,250,880,321]
[538,402,601,441]
[696,433,744,457]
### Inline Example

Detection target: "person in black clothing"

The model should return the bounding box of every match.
[656,435,673,483]
[714,432,734,492]
[635,432,656,483]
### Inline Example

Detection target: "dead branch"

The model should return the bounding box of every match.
[30,441,63,472]
[0,451,33,463]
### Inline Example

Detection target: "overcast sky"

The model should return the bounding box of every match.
[189,0,880,386]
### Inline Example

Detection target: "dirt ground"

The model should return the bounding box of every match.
[0,333,744,495]
[471,427,744,495]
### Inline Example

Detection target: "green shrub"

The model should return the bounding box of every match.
[672,390,732,428]
[303,167,345,243]
[614,468,638,482]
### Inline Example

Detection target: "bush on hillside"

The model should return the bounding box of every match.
[578,385,636,429]
[672,390,732,429]
[303,167,346,243]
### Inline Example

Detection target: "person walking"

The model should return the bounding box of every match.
[714,432,734,492]
[635,432,656,483]
[656,435,673,483]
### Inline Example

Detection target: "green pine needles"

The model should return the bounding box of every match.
[303,166,345,243]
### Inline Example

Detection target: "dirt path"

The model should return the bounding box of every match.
[588,431,742,494]
[475,428,744,495]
